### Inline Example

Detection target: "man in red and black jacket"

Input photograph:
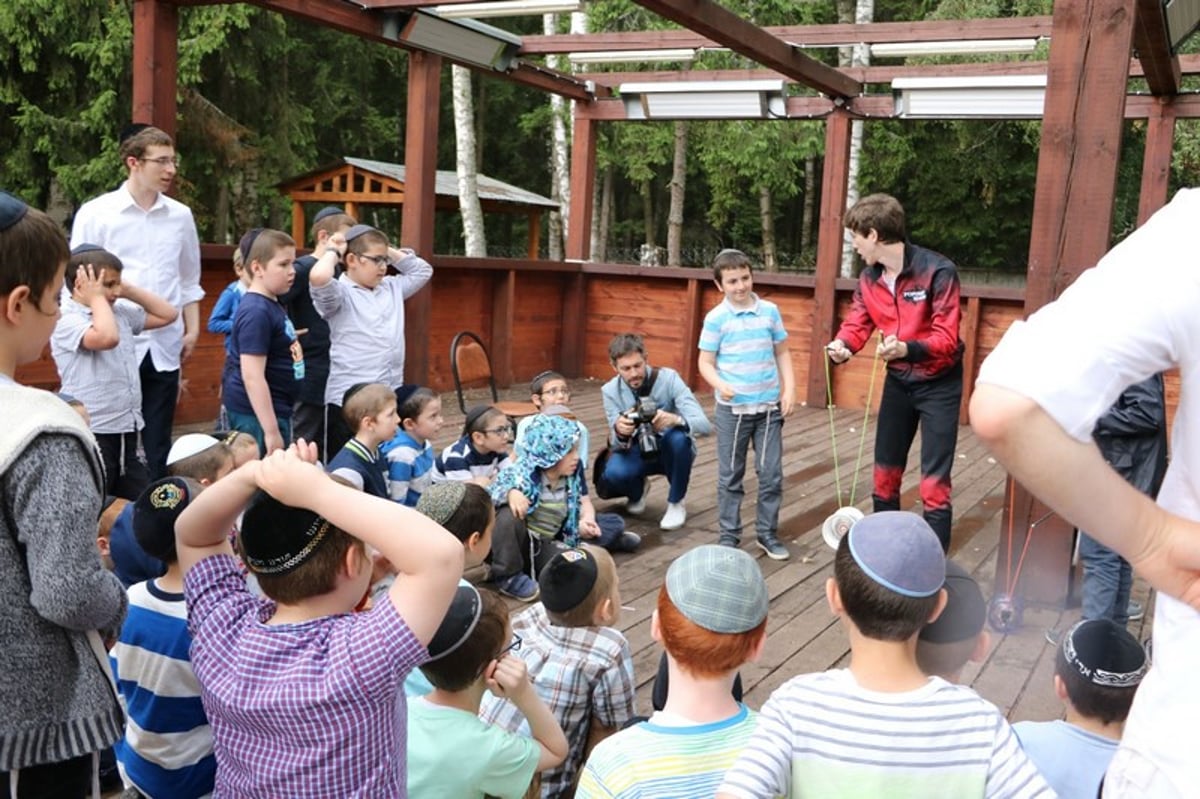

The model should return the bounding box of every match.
[827,194,964,551]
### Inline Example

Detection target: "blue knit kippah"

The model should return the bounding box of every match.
[847,511,945,598]
[0,191,29,232]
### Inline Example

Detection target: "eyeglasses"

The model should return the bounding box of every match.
[486,425,514,436]
[139,156,179,167]
[498,634,522,657]
[540,386,571,398]
[356,254,389,267]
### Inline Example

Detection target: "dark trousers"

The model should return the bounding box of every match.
[872,364,962,551]
[1,753,92,799]
[489,506,628,581]
[292,401,327,462]
[140,353,179,481]
[95,431,150,501]
[324,403,352,463]
[601,427,695,503]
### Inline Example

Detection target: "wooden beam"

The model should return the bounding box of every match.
[806,109,852,408]
[681,276,705,389]
[355,0,488,6]
[1137,97,1177,225]
[521,16,1055,54]
[1134,0,1181,95]
[566,113,597,261]
[628,0,860,99]
[401,50,441,386]
[131,0,179,136]
[291,201,305,245]
[957,296,980,425]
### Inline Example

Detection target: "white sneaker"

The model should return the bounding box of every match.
[660,502,687,531]
[626,479,648,515]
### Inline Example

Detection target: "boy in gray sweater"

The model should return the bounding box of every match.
[0,190,127,797]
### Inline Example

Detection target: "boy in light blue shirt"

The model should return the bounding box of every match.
[697,249,795,560]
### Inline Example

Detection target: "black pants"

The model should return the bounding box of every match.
[872,363,962,551]
[1,753,92,799]
[489,506,572,582]
[293,401,327,462]
[324,403,353,463]
[140,353,179,481]
[96,431,150,501]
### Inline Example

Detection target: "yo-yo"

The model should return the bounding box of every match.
[821,506,864,550]
[987,592,1025,634]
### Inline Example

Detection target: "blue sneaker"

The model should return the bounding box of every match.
[756,534,790,561]
[497,572,539,602]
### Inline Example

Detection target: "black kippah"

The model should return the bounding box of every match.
[70,242,106,257]
[240,491,335,576]
[119,122,151,145]
[238,227,264,264]
[1062,618,1148,688]
[394,384,420,409]
[425,584,483,662]
[313,206,344,224]
[538,548,598,614]
[919,561,986,644]
[0,190,30,233]
[463,404,493,436]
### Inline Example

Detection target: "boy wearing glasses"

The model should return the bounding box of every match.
[309,223,433,457]
[70,124,204,480]
[515,370,590,464]
[435,404,514,487]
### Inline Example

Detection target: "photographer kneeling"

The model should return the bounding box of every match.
[599,333,711,530]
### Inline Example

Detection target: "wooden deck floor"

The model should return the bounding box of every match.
[445,379,1155,724]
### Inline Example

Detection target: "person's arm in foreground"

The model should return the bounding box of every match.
[970,384,1200,610]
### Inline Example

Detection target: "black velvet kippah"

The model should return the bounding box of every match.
[0,191,30,232]
[1062,618,1148,688]
[240,491,335,576]
[394,384,420,409]
[119,122,151,145]
[238,227,264,264]
[538,548,598,613]
[463,404,493,436]
[919,561,986,644]
[425,584,483,662]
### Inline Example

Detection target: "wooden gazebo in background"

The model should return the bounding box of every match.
[279,156,558,258]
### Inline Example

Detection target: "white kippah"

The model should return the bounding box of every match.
[167,433,221,466]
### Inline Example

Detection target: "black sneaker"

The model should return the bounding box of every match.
[613,531,642,552]
[757,535,790,561]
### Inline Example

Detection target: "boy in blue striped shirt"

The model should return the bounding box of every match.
[698,249,795,560]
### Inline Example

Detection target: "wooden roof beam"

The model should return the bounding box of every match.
[521,16,1054,54]
[1133,0,1181,95]
[627,0,860,99]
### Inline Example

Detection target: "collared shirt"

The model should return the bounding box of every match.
[433,434,511,483]
[69,184,203,372]
[479,603,637,797]
[698,294,788,413]
[380,431,435,507]
[51,297,146,433]
[310,255,433,406]
[185,555,426,798]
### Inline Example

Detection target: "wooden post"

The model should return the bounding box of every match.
[1137,97,1177,226]
[681,275,706,389]
[957,296,980,424]
[291,201,305,246]
[805,109,852,408]
[401,50,442,387]
[566,112,597,262]
[131,0,178,136]
[527,212,541,260]
[999,0,1138,607]
[559,271,586,377]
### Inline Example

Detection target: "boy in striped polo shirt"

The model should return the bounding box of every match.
[577,545,769,798]
[698,249,795,561]
[718,512,1054,799]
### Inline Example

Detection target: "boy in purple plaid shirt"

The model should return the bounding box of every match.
[175,443,463,798]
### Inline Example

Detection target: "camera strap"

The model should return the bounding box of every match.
[634,365,658,399]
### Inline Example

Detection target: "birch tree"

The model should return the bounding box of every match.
[452,64,486,256]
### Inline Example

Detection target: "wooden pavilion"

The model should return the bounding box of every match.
[95,0,1200,605]
[279,156,558,259]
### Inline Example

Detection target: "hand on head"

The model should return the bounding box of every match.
[254,439,324,504]
[75,263,108,299]
[486,652,529,700]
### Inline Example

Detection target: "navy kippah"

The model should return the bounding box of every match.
[0,190,30,232]
[70,242,106,257]
[395,384,420,408]
[344,223,379,243]
[313,206,344,224]
[238,227,264,263]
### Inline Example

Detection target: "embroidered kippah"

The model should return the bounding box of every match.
[1062,618,1148,688]
[0,191,30,232]
[417,482,469,527]
[133,476,200,562]
[240,491,336,576]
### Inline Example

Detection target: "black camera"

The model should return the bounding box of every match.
[624,397,659,459]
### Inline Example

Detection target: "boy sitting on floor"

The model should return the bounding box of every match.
[480,545,637,798]
[1013,618,1147,799]
[578,545,769,798]
[718,511,1053,799]
[326,382,398,498]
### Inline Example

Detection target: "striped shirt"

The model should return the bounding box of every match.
[718,669,1054,799]
[577,704,758,799]
[433,434,511,484]
[698,294,788,411]
[381,430,435,506]
[185,555,427,798]
[110,580,214,799]
[51,298,146,434]
[479,603,637,798]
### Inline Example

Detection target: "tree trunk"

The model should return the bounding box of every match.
[452,65,487,257]
[801,155,816,255]
[666,119,688,267]
[544,12,578,261]
[642,177,656,252]
[597,164,614,263]
[760,185,778,272]
[841,0,873,277]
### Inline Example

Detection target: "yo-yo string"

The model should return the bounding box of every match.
[1002,479,1016,592]
[847,342,883,507]
[824,353,845,507]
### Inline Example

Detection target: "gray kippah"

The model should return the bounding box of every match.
[417,482,468,527]
[848,511,945,598]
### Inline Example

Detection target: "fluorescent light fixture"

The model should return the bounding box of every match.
[567,49,697,66]
[618,79,787,120]
[893,75,1046,119]
[870,38,1040,58]
[431,0,580,18]
[1165,0,1200,50]
[399,10,522,71]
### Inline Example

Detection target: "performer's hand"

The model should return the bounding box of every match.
[878,335,908,362]
[826,339,851,364]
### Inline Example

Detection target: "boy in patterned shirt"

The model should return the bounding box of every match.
[480,545,636,797]
[718,512,1054,799]
[175,444,462,797]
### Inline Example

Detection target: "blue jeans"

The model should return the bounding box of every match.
[714,404,784,543]
[601,427,695,503]
[226,409,292,457]
[1079,531,1132,625]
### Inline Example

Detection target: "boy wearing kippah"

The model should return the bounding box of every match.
[110,477,215,798]
[174,445,462,797]
[718,511,1053,799]
[1014,619,1147,799]
[916,560,991,682]
[480,545,637,798]
[327,382,398,498]
[578,545,768,798]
